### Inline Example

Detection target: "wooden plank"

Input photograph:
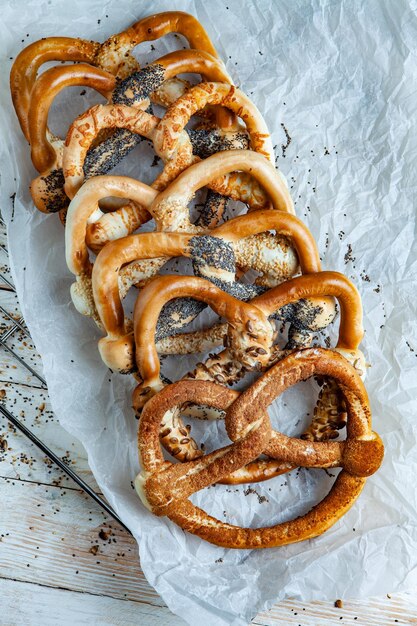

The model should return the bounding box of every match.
[0,578,186,626]
[254,595,417,625]
[2,476,417,625]
[0,381,99,491]
[0,476,163,607]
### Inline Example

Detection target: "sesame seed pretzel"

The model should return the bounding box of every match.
[130,271,358,468]
[29,49,235,215]
[65,176,158,324]
[134,349,383,548]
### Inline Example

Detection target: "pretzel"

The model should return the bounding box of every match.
[92,208,319,372]
[80,152,294,362]
[10,11,227,140]
[82,48,237,182]
[65,149,293,328]
[135,347,383,548]
[130,271,361,468]
[63,87,281,214]
[29,49,235,214]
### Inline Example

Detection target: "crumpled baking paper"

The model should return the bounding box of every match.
[1,0,417,624]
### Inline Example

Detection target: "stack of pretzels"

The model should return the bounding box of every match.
[11,11,383,549]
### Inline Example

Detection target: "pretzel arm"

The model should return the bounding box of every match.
[10,37,100,139]
[113,49,233,106]
[155,322,228,355]
[85,202,151,254]
[28,64,116,174]
[254,271,363,351]
[150,149,294,232]
[97,11,221,76]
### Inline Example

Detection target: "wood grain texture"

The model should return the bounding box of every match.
[0,381,98,490]
[254,596,417,625]
[0,577,187,626]
[0,477,161,606]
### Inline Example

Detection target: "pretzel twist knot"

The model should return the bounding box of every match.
[135,348,383,548]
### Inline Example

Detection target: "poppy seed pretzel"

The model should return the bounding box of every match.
[84,48,238,184]
[85,141,283,256]
[29,49,234,215]
[10,11,229,141]
[135,349,383,548]
[92,208,320,373]
[63,84,282,216]
[130,271,359,468]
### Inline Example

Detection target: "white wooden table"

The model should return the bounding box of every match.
[0,221,416,625]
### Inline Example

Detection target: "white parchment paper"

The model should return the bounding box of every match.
[1,0,417,624]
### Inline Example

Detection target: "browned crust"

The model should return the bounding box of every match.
[10,10,224,139]
[137,350,383,548]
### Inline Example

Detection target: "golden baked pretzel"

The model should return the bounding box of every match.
[91,209,318,373]
[135,350,383,548]
[29,49,234,215]
[10,11,227,140]
[10,38,100,141]
[130,271,359,467]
